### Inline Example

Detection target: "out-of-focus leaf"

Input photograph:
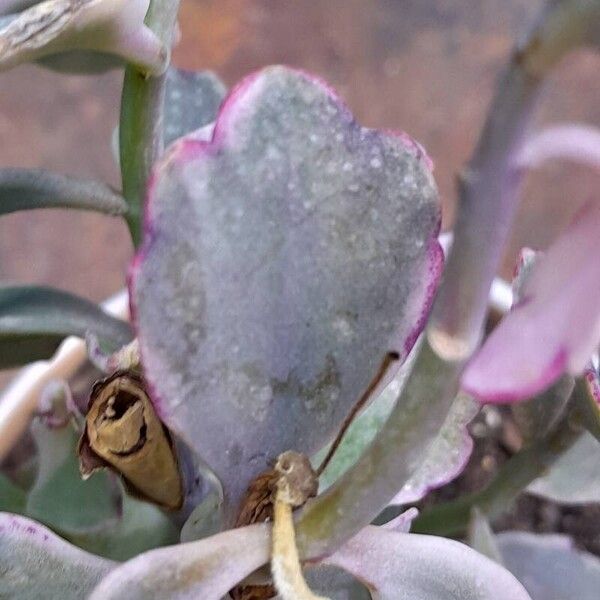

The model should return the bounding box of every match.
[111,68,226,164]
[0,286,132,368]
[164,68,226,147]
[0,168,127,216]
[69,493,179,561]
[527,430,600,503]
[302,566,371,600]
[131,66,441,517]
[498,532,600,600]
[26,420,119,533]
[468,508,504,564]
[0,473,26,512]
[89,523,271,600]
[0,513,114,599]
[316,381,477,507]
[324,527,531,599]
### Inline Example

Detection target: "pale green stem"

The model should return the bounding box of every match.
[119,0,181,246]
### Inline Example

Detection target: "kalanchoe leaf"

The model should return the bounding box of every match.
[0,168,128,216]
[0,513,114,599]
[68,493,178,561]
[497,532,600,600]
[131,65,441,517]
[462,124,600,403]
[527,430,600,504]
[316,376,477,507]
[0,286,133,369]
[90,521,529,600]
[89,523,271,600]
[164,68,226,147]
[322,527,531,600]
[0,0,167,75]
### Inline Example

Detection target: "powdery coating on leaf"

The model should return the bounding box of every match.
[527,431,600,504]
[462,201,600,403]
[324,527,532,600]
[498,532,600,600]
[131,65,441,516]
[89,523,270,600]
[0,513,114,599]
[164,68,226,147]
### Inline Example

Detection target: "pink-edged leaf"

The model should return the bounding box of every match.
[317,377,477,506]
[324,526,532,600]
[0,513,114,599]
[498,532,600,600]
[391,393,478,505]
[89,523,270,600]
[462,201,600,403]
[515,124,600,170]
[131,65,441,516]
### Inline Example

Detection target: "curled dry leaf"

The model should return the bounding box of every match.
[78,371,183,510]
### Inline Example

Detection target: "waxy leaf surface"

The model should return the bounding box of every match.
[131,66,441,515]
[0,513,114,599]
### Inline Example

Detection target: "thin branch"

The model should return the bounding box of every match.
[119,0,181,246]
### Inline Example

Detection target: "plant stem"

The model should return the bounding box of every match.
[119,0,181,246]
[412,419,582,537]
[296,0,600,560]
[430,0,600,356]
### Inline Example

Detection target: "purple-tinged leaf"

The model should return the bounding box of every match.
[0,513,114,599]
[131,66,441,517]
[498,532,600,600]
[324,526,532,599]
[462,201,600,403]
[462,124,600,404]
[89,523,270,600]
[527,431,600,504]
[515,124,600,170]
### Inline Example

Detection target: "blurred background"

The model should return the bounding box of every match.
[0,0,598,307]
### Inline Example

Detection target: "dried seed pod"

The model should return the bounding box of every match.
[78,371,183,510]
